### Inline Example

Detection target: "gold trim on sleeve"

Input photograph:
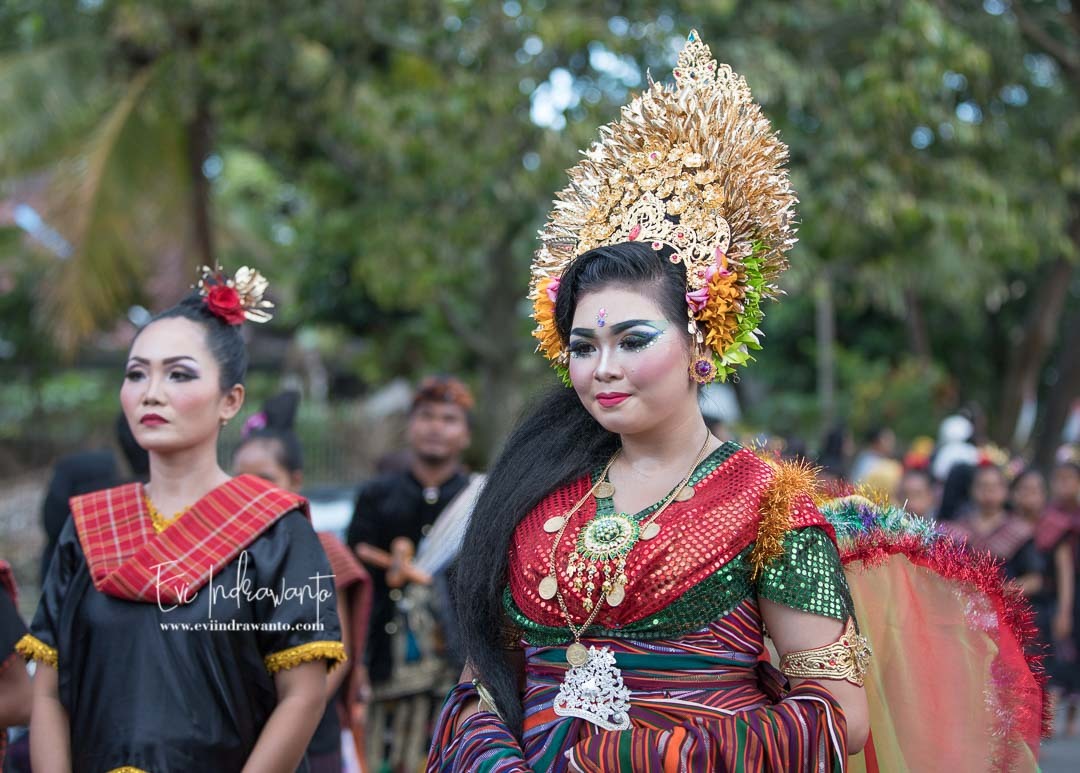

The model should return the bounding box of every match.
[106,767,150,772]
[263,640,347,674]
[779,618,871,687]
[15,633,58,668]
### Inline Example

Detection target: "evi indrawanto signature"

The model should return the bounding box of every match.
[151,550,334,621]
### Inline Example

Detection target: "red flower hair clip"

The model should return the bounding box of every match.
[195,265,274,325]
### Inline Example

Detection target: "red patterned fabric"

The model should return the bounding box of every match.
[1035,506,1074,551]
[71,475,308,604]
[509,447,832,631]
[318,532,373,726]
[0,560,15,605]
[941,514,1034,561]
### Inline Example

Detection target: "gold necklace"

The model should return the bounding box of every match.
[593,456,696,502]
[539,431,713,668]
[143,494,190,534]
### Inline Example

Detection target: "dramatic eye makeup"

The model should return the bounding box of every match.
[124,356,200,380]
[568,319,668,357]
[619,328,664,351]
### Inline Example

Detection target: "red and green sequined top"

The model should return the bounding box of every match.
[505,442,855,646]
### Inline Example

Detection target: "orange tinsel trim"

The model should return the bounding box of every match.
[695,269,743,357]
[531,278,563,361]
[749,458,821,578]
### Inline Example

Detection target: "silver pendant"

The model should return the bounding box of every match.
[553,645,632,730]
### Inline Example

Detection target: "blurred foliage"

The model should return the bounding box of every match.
[0,0,1077,463]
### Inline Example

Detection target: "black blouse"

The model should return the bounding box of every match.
[28,511,342,773]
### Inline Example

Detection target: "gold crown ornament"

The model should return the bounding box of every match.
[530,30,797,384]
[195,265,275,325]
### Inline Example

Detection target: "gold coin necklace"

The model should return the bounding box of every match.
[544,432,713,730]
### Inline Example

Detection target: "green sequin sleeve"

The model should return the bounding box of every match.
[756,526,856,624]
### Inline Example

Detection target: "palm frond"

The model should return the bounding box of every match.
[39,60,195,353]
[0,40,115,178]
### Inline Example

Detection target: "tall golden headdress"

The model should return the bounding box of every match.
[530,30,796,383]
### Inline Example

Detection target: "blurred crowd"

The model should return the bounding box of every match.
[789,413,1080,738]
[4,383,1080,771]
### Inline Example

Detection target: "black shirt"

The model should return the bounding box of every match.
[346,469,468,684]
[30,513,340,772]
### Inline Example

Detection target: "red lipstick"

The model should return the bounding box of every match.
[140,413,167,426]
[596,392,630,408]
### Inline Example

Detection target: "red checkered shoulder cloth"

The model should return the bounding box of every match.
[70,474,308,605]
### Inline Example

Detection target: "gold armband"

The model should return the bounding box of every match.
[779,618,871,687]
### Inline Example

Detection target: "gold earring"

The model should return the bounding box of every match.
[689,346,718,384]
[687,316,717,384]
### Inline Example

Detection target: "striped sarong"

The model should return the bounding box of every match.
[427,599,846,772]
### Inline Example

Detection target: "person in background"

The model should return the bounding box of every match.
[1050,458,1080,527]
[816,424,854,484]
[861,458,904,505]
[902,436,935,472]
[347,376,475,772]
[851,425,897,483]
[39,413,150,579]
[1047,457,1080,735]
[899,467,937,519]
[233,390,374,773]
[932,414,979,483]
[1015,468,1076,736]
[18,267,343,772]
[944,464,1045,595]
[937,462,975,522]
[0,560,30,769]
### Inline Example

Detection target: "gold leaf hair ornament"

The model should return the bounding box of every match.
[195,265,275,325]
[530,30,797,384]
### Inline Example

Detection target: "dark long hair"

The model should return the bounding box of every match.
[452,241,690,734]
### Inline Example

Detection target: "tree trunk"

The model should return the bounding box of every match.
[903,285,931,364]
[815,265,837,432]
[187,92,214,267]
[477,231,528,457]
[1033,272,1080,471]
[991,255,1074,448]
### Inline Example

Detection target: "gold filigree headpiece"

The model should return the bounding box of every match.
[195,265,274,325]
[530,31,797,383]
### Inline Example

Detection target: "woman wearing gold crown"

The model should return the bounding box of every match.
[16,268,347,772]
[428,31,1046,773]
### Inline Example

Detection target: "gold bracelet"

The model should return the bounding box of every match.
[779,618,872,687]
[471,678,503,722]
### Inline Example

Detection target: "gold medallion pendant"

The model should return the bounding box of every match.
[566,642,589,667]
[566,513,638,607]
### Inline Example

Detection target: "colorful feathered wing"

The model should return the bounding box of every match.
[820,494,1048,772]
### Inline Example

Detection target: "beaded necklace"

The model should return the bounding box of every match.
[542,431,713,730]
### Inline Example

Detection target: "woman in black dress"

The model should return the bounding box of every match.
[18,268,345,772]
